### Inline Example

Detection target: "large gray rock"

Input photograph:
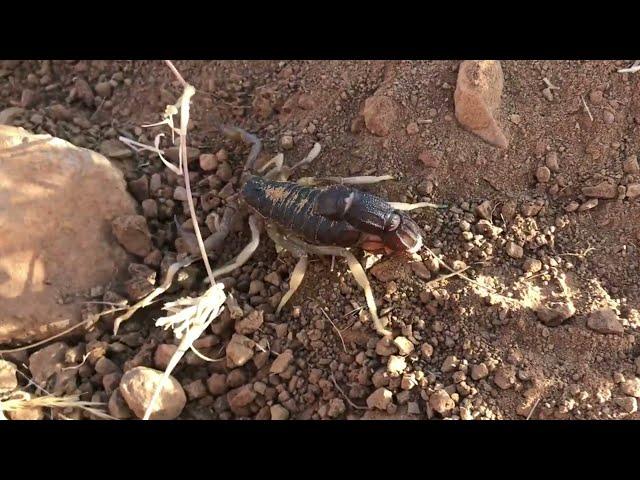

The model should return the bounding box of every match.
[0,125,136,345]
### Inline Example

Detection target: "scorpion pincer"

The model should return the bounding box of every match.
[208,125,434,337]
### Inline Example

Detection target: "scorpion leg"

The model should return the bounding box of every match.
[387,201,446,211]
[208,215,261,280]
[265,225,309,315]
[297,175,394,186]
[219,125,262,172]
[285,237,392,337]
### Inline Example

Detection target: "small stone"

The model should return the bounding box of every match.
[165,146,201,164]
[141,199,158,219]
[327,398,346,418]
[626,184,640,199]
[0,360,18,393]
[523,258,543,273]
[376,337,398,356]
[207,373,227,395]
[536,302,576,327]
[227,385,257,412]
[264,271,281,287]
[199,154,218,171]
[614,396,638,414]
[367,387,393,410]
[419,150,440,168]
[586,308,624,335]
[387,355,407,377]
[127,175,149,203]
[406,122,419,135]
[441,355,458,373]
[235,309,264,335]
[74,77,94,107]
[154,344,178,370]
[589,90,604,105]
[216,162,233,182]
[111,215,153,257]
[471,363,489,380]
[579,198,599,211]
[407,401,421,415]
[270,404,290,420]
[226,334,255,367]
[173,186,188,202]
[393,336,415,356]
[623,155,639,174]
[6,394,44,420]
[28,342,67,385]
[21,89,39,108]
[493,367,514,390]
[546,152,560,172]
[99,139,132,158]
[410,261,432,280]
[119,367,187,420]
[454,60,508,148]
[621,378,640,398]
[536,166,551,183]
[363,95,397,137]
[248,280,264,296]
[48,104,72,121]
[429,389,455,415]
[270,349,293,374]
[184,379,207,400]
[280,135,294,150]
[635,357,640,375]
[582,181,617,199]
[603,110,615,124]
[564,201,580,212]
[94,81,112,98]
[475,200,493,220]
[421,343,434,358]
[108,389,133,419]
[95,357,119,375]
[505,242,524,259]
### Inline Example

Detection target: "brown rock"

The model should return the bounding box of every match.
[128,175,149,202]
[367,387,393,410]
[199,153,218,171]
[108,389,133,419]
[226,334,255,367]
[523,258,543,273]
[48,104,72,121]
[207,373,227,395]
[363,95,397,137]
[454,60,508,148]
[387,355,407,377]
[471,363,489,380]
[582,182,617,199]
[393,336,415,356]
[536,166,551,183]
[623,155,639,174]
[621,378,640,398]
[370,256,411,282]
[493,367,515,390]
[119,367,187,420]
[94,81,112,98]
[227,385,257,410]
[270,404,290,420]
[614,396,638,414]
[271,349,293,374]
[546,152,560,172]
[626,184,640,199]
[21,89,39,108]
[0,126,136,345]
[475,200,493,220]
[0,360,18,393]
[505,242,524,259]
[141,199,158,219]
[586,308,624,335]
[74,77,94,107]
[419,150,440,168]
[429,389,455,415]
[154,344,178,370]
[112,215,153,257]
[28,342,68,385]
[184,379,207,400]
[535,302,576,327]
[235,309,264,335]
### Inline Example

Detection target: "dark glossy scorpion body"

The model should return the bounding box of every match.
[241,175,424,255]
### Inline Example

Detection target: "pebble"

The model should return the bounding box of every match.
[419,150,440,168]
[0,360,18,393]
[270,349,293,374]
[636,357,640,375]
[582,181,617,199]
[603,110,615,124]
[393,336,415,356]
[387,355,407,377]
[227,385,257,411]
[28,342,68,385]
[621,378,640,398]
[626,184,640,199]
[111,215,153,257]
[226,334,255,367]
[536,302,576,327]
[564,201,580,212]
[471,363,489,380]
[6,394,44,420]
[128,175,149,202]
[141,199,158,219]
[441,355,458,373]
[406,122,419,135]
[493,367,514,390]
[235,309,264,336]
[108,389,133,419]
[429,389,455,415]
[421,343,434,358]
[199,153,218,171]
[578,198,599,211]
[99,139,132,158]
[207,373,228,395]
[74,77,95,107]
[153,344,178,370]
[95,357,119,375]
[248,280,264,296]
[475,200,493,220]
[216,162,233,182]
[376,337,398,356]
[505,242,524,259]
[623,155,639,174]
[327,398,346,418]
[173,186,188,202]
[270,404,290,420]
[280,135,294,150]
[264,271,281,287]
[546,152,560,172]
[165,146,201,164]
[523,258,543,273]
[536,166,551,183]
[363,95,396,137]
[614,396,638,414]
[586,308,624,335]
[184,380,207,400]
[367,387,393,410]
[119,367,187,420]
[94,81,112,98]
[20,88,39,108]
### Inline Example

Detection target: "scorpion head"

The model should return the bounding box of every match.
[315,186,424,255]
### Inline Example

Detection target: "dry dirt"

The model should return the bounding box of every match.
[2,59,640,420]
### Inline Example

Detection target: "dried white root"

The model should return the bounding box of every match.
[618,61,640,74]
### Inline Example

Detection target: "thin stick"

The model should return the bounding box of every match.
[526,397,541,420]
[581,96,594,122]
[423,265,472,288]
[321,309,348,354]
[164,60,188,88]
[330,373,367,411]
[618,61,640,74]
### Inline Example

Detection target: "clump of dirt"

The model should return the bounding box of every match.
[1,59,640,420]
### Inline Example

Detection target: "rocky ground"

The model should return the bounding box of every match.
[1,59,640,420]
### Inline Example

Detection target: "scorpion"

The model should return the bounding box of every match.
[202,125,438,337]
